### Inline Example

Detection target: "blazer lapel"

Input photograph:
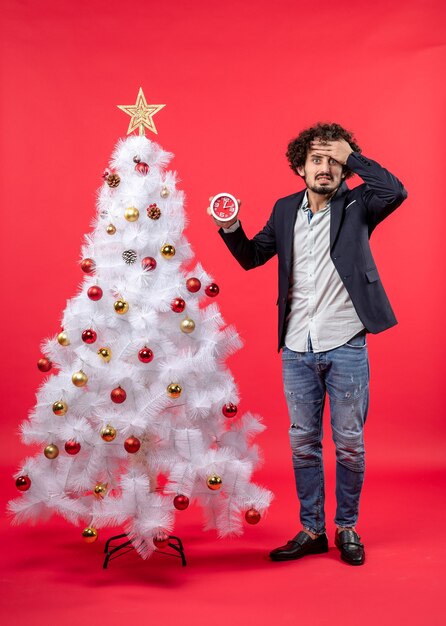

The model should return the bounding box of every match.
[283,190,305,273]
[330,181,349,250]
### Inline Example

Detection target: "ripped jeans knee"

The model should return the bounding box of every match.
[333,431,365,473]
[289,424,323,469]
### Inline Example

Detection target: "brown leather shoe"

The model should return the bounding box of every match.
[269,531,329,561]
[335,529,365,565]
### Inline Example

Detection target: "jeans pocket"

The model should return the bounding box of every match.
[282,346,297,360]
[345,333,367,349]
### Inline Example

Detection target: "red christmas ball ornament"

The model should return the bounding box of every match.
[87,286,103,301]
[124,436,141,453]
[102,169,110,180]
[16,475,31,491]
[135,161,149,175]
[138,347,154,363]
[37,357,52,372]
[245,508,261,525]
[173,495,190,511]
[111,386,126,404]
[82,329,97,344]
[65,440,81,455]
[171,298,186,313]
[153,534,170,549]
[80,258,95,274]
[142,256,157,271]
[186,277,201,293]
[205,283,220,297]
[222,403,238,418]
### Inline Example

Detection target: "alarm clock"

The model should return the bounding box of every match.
[209,192,239,222]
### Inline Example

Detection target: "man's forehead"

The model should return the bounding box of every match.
[307,147,326,157]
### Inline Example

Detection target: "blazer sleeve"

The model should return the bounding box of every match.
[218,201,278,270]
[346,152,408,233]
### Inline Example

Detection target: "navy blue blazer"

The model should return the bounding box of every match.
[219,152,408,351]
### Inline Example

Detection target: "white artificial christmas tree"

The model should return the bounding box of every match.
[10,93,273,560]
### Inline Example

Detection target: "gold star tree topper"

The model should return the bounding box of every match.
[117,88,165,136]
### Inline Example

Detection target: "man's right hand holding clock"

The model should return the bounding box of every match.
[207,193,241,230]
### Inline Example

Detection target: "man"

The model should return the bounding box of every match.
[210,123,407,565]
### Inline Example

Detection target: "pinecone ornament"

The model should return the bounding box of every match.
[122,250,137,264]
[106,173,121,188]
[147,203,161,220]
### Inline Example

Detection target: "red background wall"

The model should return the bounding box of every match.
[2,0,444,467]
[0,2,445,622]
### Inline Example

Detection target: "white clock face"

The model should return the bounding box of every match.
[210,193,239,222]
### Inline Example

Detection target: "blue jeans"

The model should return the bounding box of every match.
[282,332,369,534]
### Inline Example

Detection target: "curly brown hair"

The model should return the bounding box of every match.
[286,123,361,179]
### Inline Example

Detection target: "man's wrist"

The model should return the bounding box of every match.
[221,219,240,233]
[346,151,357,165]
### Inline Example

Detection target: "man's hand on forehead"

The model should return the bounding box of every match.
[310,137,353,165]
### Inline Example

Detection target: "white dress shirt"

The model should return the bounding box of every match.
[284,192,364,352]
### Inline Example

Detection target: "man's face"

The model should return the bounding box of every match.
[297,147,345,195]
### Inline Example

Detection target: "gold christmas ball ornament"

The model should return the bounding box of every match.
[57,331,70,346]
[52,400,68,416]
[97,347,112,362]
[180,318,195,334]
[114,299,129,315]
[207,475,223,491]
[82,527,98,543]
[44,444,59,459]
[106,223,116,235]
[124,207,139,222]
[160,186,170,198]
[93,483,108,499]
[167,383,182,398]
[101,425,117,442]
[72,370,88,387]
[160,244,175,259]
